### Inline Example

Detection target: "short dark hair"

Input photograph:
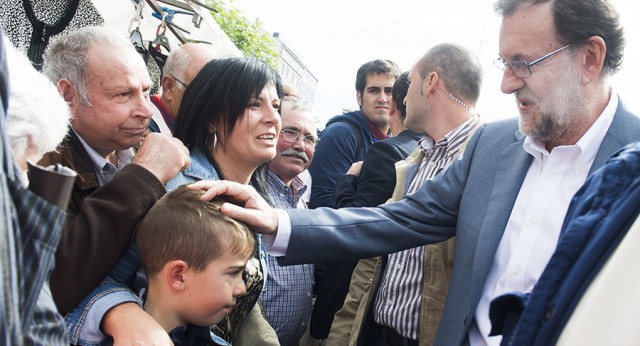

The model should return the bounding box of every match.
[355,59,402,94]
[392,71,410,121]
[417,43,483,107]
[494,0,625,75]
[136,185,256,276]
[174,57,284,153]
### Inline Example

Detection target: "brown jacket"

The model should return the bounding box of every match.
[39,130,165,314]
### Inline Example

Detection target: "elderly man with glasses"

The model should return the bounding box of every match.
[259,95,318,346]
[148,42,216,135]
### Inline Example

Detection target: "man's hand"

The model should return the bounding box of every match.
[346,161,363,177]
[102,302,173,346]
[188,180,279,235]
[133,133,190,183]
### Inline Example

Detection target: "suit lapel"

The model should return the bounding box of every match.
[470,130,532,305]
[591,100,637,173]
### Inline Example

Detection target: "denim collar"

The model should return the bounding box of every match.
[182,148,221,181]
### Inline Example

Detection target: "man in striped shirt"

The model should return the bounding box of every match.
[329,43,484,346]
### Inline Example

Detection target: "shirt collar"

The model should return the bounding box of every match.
[418,114,480,155]
[72,127,135,173]
[267,170,307,204]
[267,170,307,195]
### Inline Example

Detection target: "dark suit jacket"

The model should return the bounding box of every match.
[39,130,166,314]
[282,100,640,345]
[333,130,424,208]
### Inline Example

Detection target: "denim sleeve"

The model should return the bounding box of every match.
[65,276,141,345]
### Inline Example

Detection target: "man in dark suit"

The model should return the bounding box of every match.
[191,0,640,345]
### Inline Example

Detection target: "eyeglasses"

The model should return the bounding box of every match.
[170,74,188,89]
[493,44,571,78]
[280,129,319,146]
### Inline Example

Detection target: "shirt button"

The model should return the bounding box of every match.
[529,218,537,226]
[512,267,520,277]
[548,172,557,179]
[386,299,393,306]
[395,263,402,270]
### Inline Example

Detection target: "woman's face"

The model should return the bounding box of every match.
[221,82,281,167]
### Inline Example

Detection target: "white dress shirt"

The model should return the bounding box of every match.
[469,94,617,345]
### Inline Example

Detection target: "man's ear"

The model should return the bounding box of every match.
[356,90,363,108]
[389,98,398,118]
[423,72,438,95]
[580,35,606,84]
[166,260,188,291]
[161,75,176,100]
[57,79,79,110]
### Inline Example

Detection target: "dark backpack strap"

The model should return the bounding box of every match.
[333,119,363,157]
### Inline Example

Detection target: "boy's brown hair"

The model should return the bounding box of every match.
[136,185,255,276]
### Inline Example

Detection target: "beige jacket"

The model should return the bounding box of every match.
[327,120,481,346]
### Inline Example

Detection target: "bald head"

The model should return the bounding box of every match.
[161,43,216,116]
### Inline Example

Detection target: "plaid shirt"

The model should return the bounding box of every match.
[0,36,67,345]
[260,170,314,346]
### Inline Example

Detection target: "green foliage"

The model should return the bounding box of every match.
[207,0,279,68]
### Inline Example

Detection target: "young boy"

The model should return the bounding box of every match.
[136,185,256,345]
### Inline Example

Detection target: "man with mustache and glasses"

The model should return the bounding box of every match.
[261,95,318,346]
[188,0,640,345]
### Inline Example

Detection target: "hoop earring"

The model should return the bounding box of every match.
[206,133,217,151]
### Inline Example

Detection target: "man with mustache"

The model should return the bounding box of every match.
[261,95,318,346]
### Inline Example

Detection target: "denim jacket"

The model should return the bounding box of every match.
[66,148,267,345]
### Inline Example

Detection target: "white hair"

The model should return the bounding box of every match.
[42,26,133,105]
[4,35,71,182]
[163,44,192,91]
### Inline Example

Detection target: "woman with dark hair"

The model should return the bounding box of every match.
[167,56,283,345]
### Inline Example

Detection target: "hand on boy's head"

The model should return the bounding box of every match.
[187,180,279,234]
